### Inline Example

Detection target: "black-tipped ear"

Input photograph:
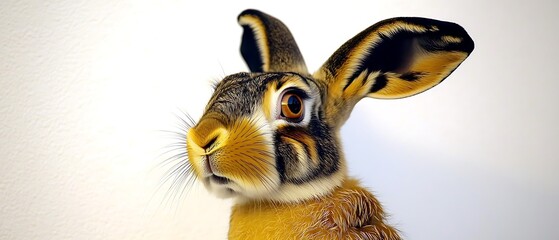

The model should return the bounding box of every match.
[238,9,309,74]
[313,17,474,126]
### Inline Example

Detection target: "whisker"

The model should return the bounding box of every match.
[167,163,196,204]
[157,142,188,164]
[178,109,197,127]
[154,109,199,209]
[158,129,187,138]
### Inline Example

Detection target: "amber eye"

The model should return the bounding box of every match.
[281,93,304,121]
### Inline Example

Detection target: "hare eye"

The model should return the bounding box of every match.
[280,93,304,121]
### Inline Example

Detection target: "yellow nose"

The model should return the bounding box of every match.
[187,117,227,155]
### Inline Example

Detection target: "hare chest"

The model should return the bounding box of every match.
[228,179,401,240]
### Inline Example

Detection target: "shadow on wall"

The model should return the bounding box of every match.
[341,109,559,240]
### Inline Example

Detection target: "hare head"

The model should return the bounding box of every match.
[185,9,473,202]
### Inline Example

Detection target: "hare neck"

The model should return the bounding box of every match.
[235,159,347,204]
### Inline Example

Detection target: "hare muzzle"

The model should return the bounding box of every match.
[186,111,280,199]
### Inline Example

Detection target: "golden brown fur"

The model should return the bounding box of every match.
[229,179,400,240]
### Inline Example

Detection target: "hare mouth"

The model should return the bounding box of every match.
[204,155,230,184]
[209,174,230,184]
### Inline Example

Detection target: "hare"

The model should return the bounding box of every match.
[184,9,473,239]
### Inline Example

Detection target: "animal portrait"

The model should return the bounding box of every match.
[182,9,473,239]
[4,1,559,240]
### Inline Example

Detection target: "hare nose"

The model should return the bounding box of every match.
[188,129,223,153]
[202,136,218,152]
[187,116,228,154]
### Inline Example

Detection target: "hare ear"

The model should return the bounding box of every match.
[314,17,474,125]
[238,9,309,74]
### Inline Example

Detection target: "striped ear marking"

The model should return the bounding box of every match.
[238,9,308,74]
[315,17,474,100]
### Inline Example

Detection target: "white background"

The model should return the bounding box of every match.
[1,0,558,239]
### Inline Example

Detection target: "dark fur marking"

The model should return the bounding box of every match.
[240,25,264,72]
[277,114,339,185]
[370,74,388,93]
[400,71,424,81]
[346,31,415,87]
[274,133,287,182]
[330,18,474,93]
